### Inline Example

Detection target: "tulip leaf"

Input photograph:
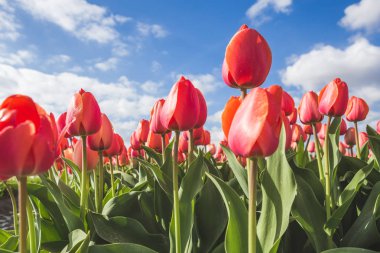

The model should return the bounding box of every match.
[138,158,172,197]
[322,248,379,253]
[257,125,297,253]
[206,172,248,253]
[294,137,309,168]
[88,212,168,252]
[325,161,373,236]
[367,125,380,167]
[169,155,206,252]
[61,229,87,253]
[88,243,157,253]
[341,182,380,248]
[221,145,248,198]
[142,145,163,166]
[0,235,18,252]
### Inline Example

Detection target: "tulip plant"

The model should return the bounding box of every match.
[1,24,380,253]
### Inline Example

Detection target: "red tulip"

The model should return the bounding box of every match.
[344,127,356,147]
[201,130,211,146]
[73,138,99,171]
[358,132,369,149]
[207,144,216,155]
[66,89,102,136]
[0,95,58,177]
[221,96,241,139]
[57,112,70,138]
[184,126,204,141]
[282,91,295,116]
[104,133,124,157]
[87,113,114,151]
[160,76,200,131]
[150,99,169,134]
[291,124,307,143]
[340,118,347,135]
[194,88,207,128]
[318,78,349,116]
[179,133,189,153]
[318,124,327,140]
[288,107,297,125]
[282,112,292,150]
[130,131,141,150]
[303,122,321,135]
[307,141,315,153]
[298,91,323,124]
[177,151,186,164]
[136,119,150,143]
[118,147,130,166]
[147,130,169,153]
[228,85,282,158]
[339,142,346,155]
[223,24,272,89]
[345,96,369,122]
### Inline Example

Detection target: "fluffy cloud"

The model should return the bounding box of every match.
[340,0,380,33]
[176,73,223,94]
[0,44,34,66]
[15,0,130,43]
[0,63,159,142]
[137,22,168,38]
[246,0,292,23]
[0,0,20,40]
[94,57,119,71]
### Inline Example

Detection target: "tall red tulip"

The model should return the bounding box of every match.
[282,91,295,116]
[104,133,124,157]
[147,130,169,153]
[318,78,349,117]
[150,99,169,134]
[57,112,70,138]
[228,85,282,157]
[345,96,369,122]
[221,96,241,139]
[66,89,102,136]
[160,76,200,131]
[130,131,141,150]
[194,88,207,128]
[223,24,272,89]
[73,138,99,171]
[288,107,297,125]
[87,113,113,151]
[298,91,323,124]
[136,119,150,143]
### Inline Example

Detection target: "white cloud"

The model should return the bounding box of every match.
[0,0,21,40]
[15,0,129,43]
[0,63,158,141]
[246,0,292,23]
[0,45,34,66]
[94,57,118,71]
[340,0,380,33]
[137,22,168,38]
[208,110,223,124]
[151,60,162,72]
[46,54,71,64]
[209,126,224,145]
[176,73,222,94]
[141,80,163,94]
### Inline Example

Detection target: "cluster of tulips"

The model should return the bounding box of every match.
[1,23,380,253]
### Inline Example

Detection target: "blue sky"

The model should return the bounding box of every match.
[0,0,379,144]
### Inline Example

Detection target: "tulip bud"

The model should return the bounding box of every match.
[318,78,349,117]
[150,99,169,134]
[104,133,124,157]
[160,76,200,131]
[288,107,297,125]
[307,141,315,153]
[66,89,102,136]
[136,119,150,143]
[291,124,307,143]
[221,96,241,139]
[194,88,207,128]
[282,91,295,116]
[228,85,283,158]
[340,118,347,135]
[223,24,272,89]
[298,91,323,124]
[344,127,356,147]
[345,96,369,122]
[73,138,99,171]
[87,113,114,151]
[179,133,189,153]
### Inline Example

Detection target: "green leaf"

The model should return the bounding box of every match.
[322,248,379,253]
[89,212,168,252]
[341,182,380,248]
[138,158,172,197]
[102,191,140,217]
[142,145,163,166]
[206,172,248,253]
[221,145,248,198]
[88,243,157,253]
[367,125,380,167]
[325,161,374,236]
[0,235,18,251]
[257,125,297,253]
[61,229,87,253]
[294,137,309,168]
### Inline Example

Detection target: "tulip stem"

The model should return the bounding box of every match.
[304,135,311,154]
[324,116,333,247]
[247,158,257,253]
[80,135,88,220]
[354,122,362,159]
[161,134,166,164]
[98,151,104,211]
[26,198,37,253]
[350,147,353,157]
[18,176,27,253]
[312,123,324,184]
[173,131,181,253]
[4,182,18,235]
[241,88,247,100]
[110,156,115,197]
[93,168,99,213]
[188,129,194,167]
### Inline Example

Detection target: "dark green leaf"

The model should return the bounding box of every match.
[322,248,378,253]
[88,243,157,253]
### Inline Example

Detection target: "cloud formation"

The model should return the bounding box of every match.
[340,0,380,33]
[246,0,292,23]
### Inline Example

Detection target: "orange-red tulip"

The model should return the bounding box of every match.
[282,91,295,116]
[340,118,347,135]
[87,113,114,151]
[104,133,123,157]
[288,107,297,125]
[298,91,323,124]
[339,142,347,155]
[150,99,169,134]
[160,76,200,131]
[223,24,272,89]
[228,85,282,158]
[195,88,207,128]
[318,78,349,117]
[291,124,307,143]
[303,122,321,135]
[136,119,150,143]
[0,95,58,177]
[73,138,99,170]
[118,146,130,166]
[147,130,169,153]
[179,133,188,153]
[344,127,356,147]
[345,96,369,122]
[57,112,70,138]
[66,89,102,136]
[221,96,241,139]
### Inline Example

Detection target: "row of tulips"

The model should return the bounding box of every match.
[1,23,380,253]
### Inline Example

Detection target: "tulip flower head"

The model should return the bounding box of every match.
[221,96,241,139]
[282,91,295,116]
[307,141,315,153]
[73,138,99,171]
[344,127,356,147]
[150,99,169,134]
[298,91,323,124]
[318,78,349,117]
[340,118,347,135]
[345,96,369,122]
[287,107,298,125]
[194,88,207,128]
[87,113,114,151]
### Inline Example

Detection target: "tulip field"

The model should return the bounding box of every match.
[2,24,380,253]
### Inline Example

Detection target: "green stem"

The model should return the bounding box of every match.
[5,183,18,235]
[18,176,27,253]
[324,116,333,247]
[248,158,257,253]
[241,88,247,100]
[98,152,104,212]
[354,121,362,159]
[80,135,88,220]
[173,131,181,253]
[188,129,194,168]
[61,150,68,185]
[312,123,325,184]
[304,134,311,153]
[93,167,99,213]
[26,198,37,253]
[110,157,115,197]
[161,134,166,164]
